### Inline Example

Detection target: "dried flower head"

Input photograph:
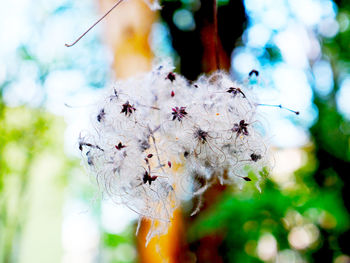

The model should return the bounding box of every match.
[121,101,136,116]
[171,106,188,121]
[80,62,270,244]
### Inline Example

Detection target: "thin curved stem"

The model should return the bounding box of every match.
[65,0,125,47]
[213,0,220,70]
[257,103,300,115]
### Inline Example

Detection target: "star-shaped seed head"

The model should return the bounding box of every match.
[172,106,188,121]
[121,101,136,116]
[115,142,126,150]
[195,128,209,143]
[143,170,158,185]
[232,120,249,137]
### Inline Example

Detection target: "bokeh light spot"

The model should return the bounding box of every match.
[173,9,196,31]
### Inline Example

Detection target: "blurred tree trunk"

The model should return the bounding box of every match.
[98,0,246,262]
[158,1,246,262]
[159,0,246,79]
[99,0,155,79]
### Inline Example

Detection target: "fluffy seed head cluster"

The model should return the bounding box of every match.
[79,61,269,244]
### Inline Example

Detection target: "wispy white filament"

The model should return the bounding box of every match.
[80,61,269,244]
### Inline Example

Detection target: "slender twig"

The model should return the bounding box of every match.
[213,0,220,70]
[257,103,300,115]
[65,0,125,47]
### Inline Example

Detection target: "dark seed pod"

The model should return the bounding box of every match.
[166,72,176,82]
[115,142,126,150]
[250,153,262,162]
[249,69,259,77]
[97,109,105,122]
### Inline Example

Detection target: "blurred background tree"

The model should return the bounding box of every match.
[0,99,71,263]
